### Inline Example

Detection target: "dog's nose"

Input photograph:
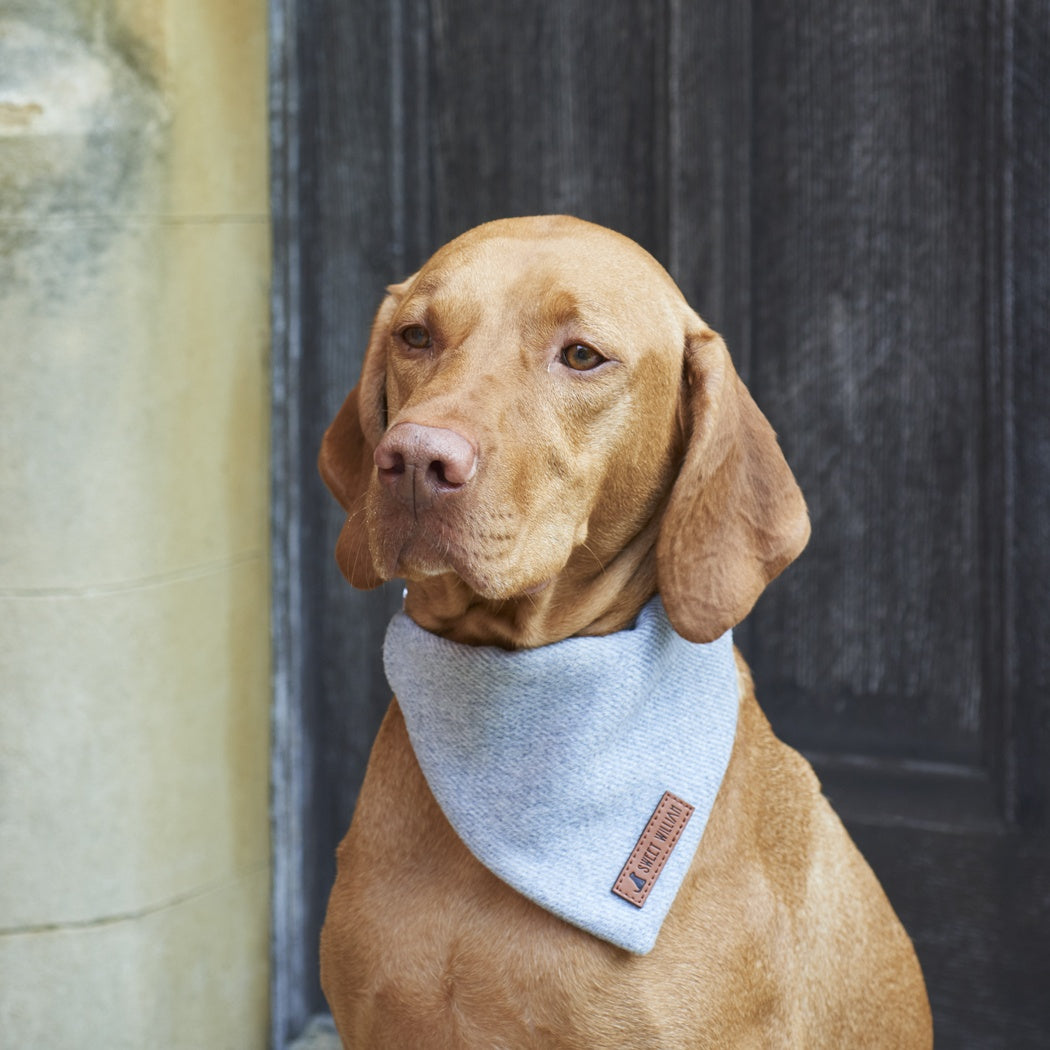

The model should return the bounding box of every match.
[374,422,478,511]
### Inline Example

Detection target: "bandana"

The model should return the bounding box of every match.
[383,595,739,954]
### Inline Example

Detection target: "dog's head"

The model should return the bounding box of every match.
[320,215,808,644]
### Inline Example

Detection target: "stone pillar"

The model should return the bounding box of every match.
[0,2,271,1046]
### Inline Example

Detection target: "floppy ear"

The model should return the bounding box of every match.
[317,283,407,589]
[657,323,810,643]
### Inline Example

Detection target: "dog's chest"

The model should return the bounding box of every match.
[323,695,909,1050]
[326,704,714,1049]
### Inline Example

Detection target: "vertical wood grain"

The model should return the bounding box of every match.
[748,1,991,764]
[1008,0,1050,831]
[666,1,753,375]
[272,1,1050,1043]
[426,0,665,256]
[269,0,308,1041]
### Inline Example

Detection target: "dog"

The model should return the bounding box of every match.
[317,215,933,1048]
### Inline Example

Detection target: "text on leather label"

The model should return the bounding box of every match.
[612,791,695,908]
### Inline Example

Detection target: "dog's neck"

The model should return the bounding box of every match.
[403,518,662,649]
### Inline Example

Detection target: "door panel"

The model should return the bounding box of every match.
[426,0,666,249]
[750,0,991,766]
[271,1,1050,1045]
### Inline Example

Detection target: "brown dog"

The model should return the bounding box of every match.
[317,215,932,1048]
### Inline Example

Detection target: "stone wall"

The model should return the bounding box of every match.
[0,1,272,1045]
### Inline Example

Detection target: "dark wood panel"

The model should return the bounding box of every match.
[665,1,753,373]
[748,0,991,764]
[853,823,1050,1049]
[270,0,311,1039]
[272,1,1050,1045]
[1008,0,1050,831]
[426,0,665,257]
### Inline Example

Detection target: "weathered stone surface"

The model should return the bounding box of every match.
[0,2,270,1047]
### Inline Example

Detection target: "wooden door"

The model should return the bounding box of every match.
[270,2,1050,1046]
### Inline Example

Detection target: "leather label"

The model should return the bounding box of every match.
[612,791,695,908]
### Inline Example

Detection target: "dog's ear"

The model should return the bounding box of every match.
[318,280,410,589]
[657,322,810,643]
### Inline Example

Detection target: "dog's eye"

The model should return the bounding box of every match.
[560,343,606,371]
[400,324,432,349]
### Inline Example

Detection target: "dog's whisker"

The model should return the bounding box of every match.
[580,541,607,576]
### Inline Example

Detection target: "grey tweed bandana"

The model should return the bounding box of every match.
[383,595,739,954]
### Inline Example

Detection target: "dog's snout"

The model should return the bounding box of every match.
[375,422,477,510]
